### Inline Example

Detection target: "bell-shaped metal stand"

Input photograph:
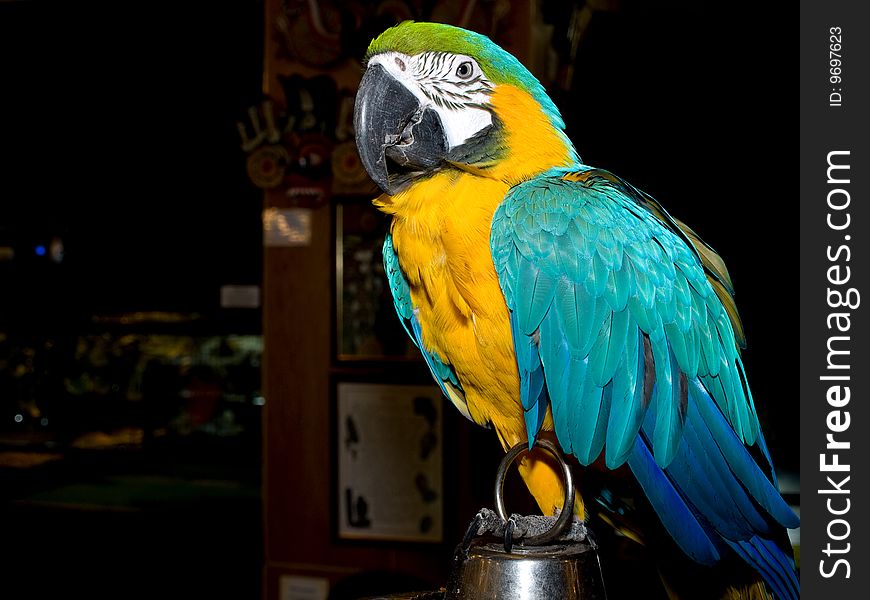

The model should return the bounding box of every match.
[366,439,607,600]
[443,439,607,600]
[444,541,605,600]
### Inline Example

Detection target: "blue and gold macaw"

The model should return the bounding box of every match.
[354,21,798,599]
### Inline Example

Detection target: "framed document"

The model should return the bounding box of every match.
[336,382,443,542]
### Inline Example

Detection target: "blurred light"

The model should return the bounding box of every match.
[50,237,64,263]
[40,418,49,426]
[35,245,47,256]
[263,207,312,247]
[253,395,266,406]
[14,414,23,423]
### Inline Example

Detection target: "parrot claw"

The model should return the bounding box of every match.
[457,507,591,554]
[503,514,519,553]
[461,510,488,550]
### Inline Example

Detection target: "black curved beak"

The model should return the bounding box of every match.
[354,64,448,195]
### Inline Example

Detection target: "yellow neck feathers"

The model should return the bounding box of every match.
[486,84,577,185]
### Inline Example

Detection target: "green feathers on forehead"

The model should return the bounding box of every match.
[365,21,566,129]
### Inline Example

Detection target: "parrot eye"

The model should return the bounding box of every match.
[455,61,473,79]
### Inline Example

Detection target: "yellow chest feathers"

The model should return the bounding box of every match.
[381,172,520,426]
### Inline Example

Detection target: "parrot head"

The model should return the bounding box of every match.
[355,21,579,195]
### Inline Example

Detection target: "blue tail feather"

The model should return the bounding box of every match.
[725,537,799,600]
[627,437,720,565]
[633,377,799,597]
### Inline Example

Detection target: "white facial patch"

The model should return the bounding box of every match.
[367,51,494,149]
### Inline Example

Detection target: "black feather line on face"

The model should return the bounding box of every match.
[455,75,484,87]
[441,87,472,101]
[434,51,447,73]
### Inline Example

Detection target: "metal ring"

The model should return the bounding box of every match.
[494,438,575,546]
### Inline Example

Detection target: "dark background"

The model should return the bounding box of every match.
[1,2,266,599]
[0,1,265,331]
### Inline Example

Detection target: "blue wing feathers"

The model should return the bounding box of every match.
[490,169,798,594]
[727,540,785,599]
[726,537,799,600]
[538,311,574,454]
[689,380,798,530]
[493,171,773,467]
[757,537,800,597]
[573,356,605,465]
[676,392,773,538]
[382,233,417,341]
[604,309,631,380]
[664,321,690,377]
[627,295,654,333]
[595,230,619,269]
[585,382,611,466]
[605,263,631,311]
[518,261,556,334]
[605,328,645,468]
[630,258,655,308]
[655,281,677,324]
[672,415,751,540]
[681,402,771,536]
[576,287,608,356]
[555,278,582,349]
[564,356,591,460]
[736,359,761,445]
[587,313,613,386]
[589,252,610,297]
[683,317,701,378]
[755,537,799,599]
[639,379,798,597]
[699,317,721,376]
[627,436,721,566]
[650,343,685,467]
[510,312,549,447]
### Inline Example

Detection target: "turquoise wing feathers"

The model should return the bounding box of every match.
[491,167,757,468]
[491,168,799,598]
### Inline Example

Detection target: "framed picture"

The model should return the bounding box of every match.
[335,200,417,361]
[336,382,444,543]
